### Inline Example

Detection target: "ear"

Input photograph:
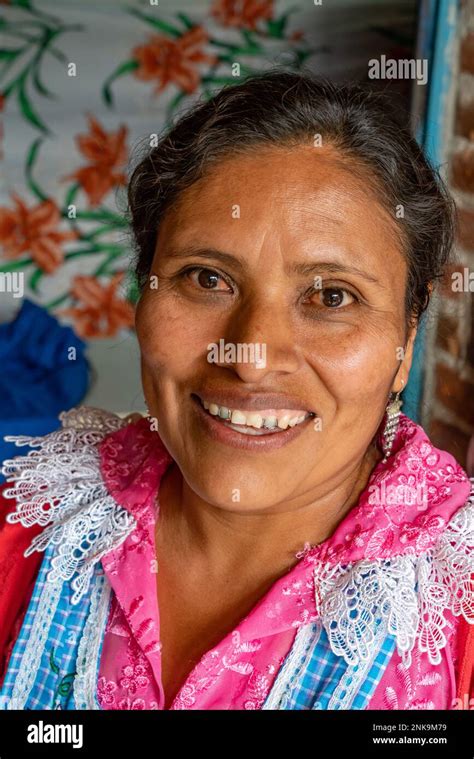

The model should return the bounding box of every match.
[393,283,434,392]
[392,322,417,394]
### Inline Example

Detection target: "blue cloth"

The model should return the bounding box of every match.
[263,621,397,710]
[0,299,89,418]
[0,300,90,477]
[0,544,108,710]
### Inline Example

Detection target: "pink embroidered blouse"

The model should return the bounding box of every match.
[94,414,472,710]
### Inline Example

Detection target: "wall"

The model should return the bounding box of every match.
[426,0,474,467]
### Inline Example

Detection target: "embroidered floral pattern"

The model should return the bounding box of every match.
[172,684,197,710]
[119,662,149,695]
[373,621,457,710]
[117,697,158,710]
[94,410,473,709]
[97,677,116,706]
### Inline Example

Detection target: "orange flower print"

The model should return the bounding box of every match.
[0,194,77,273]
[64,115,128,207]
[132,26,218,95]
[61,272,135,338]
[211,0,274,30]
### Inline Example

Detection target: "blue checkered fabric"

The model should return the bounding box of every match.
[0,542,107,710]
[268,621,397,710]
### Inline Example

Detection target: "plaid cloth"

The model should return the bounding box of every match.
[0,542,107,710]
[264,620,397,710]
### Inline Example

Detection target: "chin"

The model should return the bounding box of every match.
[179,462,287,512]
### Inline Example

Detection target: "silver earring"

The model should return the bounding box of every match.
[381,388,403,463]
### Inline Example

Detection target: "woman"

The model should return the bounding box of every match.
[0,70,473,711]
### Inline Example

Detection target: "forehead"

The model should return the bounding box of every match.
[158,145,405,276]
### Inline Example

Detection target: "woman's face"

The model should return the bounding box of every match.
[136,145,416,512]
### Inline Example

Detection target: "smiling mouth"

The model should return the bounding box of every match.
[193,395,315,436]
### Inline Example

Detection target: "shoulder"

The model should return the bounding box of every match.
[0,406,158,605]
[307,413,474,674]
[1,406,127,528]
[1,405,173,604]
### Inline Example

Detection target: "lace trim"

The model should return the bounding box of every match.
[7,552,63,709]
[326,621,394,709]
[73,572,112,709]
[1,406,137,605]
[262,622,321,710]
[314,480,474,669]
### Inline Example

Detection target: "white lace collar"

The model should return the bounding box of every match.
[2,407,136,604]
[313,491,474,667]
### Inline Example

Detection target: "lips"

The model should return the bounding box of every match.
[192,393,315,436]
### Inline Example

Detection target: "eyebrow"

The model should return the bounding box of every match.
[290,261,380,284]
[163,247,246,274]
[164,246,380,284]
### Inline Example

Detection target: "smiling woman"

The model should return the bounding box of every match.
[0,70,473,712]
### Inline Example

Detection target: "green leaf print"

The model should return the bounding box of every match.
[48,646,77,703]
[57,672,76,698]
[49,647,60,675]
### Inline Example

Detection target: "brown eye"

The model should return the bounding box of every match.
[319,287,354,308]
[198,269,219,289]
[187,267,231,292]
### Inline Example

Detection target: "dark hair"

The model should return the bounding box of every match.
[127,68,455,326]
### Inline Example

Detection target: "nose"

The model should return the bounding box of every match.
[210,297,302,383]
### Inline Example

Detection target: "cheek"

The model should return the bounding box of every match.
[136,295,198,366]
[304,320,402,402]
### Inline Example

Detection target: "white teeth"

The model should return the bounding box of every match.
[199,398,311,432]
[231,410,247,425]
[289,415,305,427]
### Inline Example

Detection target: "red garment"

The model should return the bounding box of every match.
[0,484,44,685]
[455,617,474,708]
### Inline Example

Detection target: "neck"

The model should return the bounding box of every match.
[156,442,382,582]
